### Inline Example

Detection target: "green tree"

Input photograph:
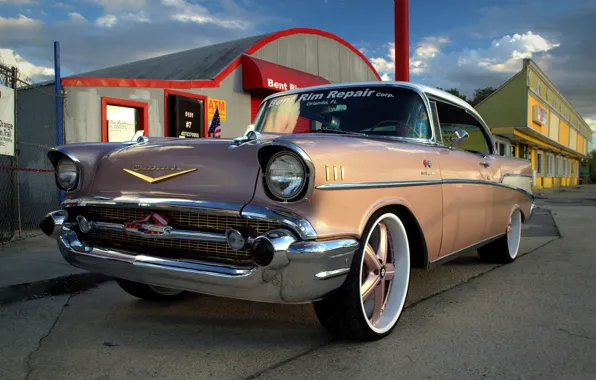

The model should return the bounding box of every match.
[436,87,468,102]
[588,150,596,184]
[470,87,496,106]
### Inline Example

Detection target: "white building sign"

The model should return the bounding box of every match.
[0,84,15,157]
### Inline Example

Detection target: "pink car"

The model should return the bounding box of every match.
[40,82,534,341]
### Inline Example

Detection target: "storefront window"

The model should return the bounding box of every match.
[101,97,148,142]
[106,105,138,142]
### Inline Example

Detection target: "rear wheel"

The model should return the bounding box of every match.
[116,279,187,301]
[478,209,522,263]
[313,210,411,341]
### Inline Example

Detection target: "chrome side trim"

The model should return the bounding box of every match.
[499,173,532,182]
[92,221,227,243]
[316,178,533,199]
[316,180,442,190]
[442,179,533,198]
[241,204,318,240]
[428,233,505,269]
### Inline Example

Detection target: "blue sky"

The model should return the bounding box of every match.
[0,0,595,127]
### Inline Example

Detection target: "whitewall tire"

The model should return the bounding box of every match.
[478,209,523,263]
[313,210,411,341]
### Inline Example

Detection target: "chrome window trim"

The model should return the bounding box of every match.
[425,95,497,155]
[255,82,439,144]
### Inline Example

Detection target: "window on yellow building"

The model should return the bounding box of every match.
[519,143,529,160]
[546,153,554,177]
[536,151,544,175]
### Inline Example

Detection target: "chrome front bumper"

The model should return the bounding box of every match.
[57,228,359,304]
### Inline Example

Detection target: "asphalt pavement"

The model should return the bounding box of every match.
[1,187,594,380]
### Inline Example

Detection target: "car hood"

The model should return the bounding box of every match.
[84,137,268,204]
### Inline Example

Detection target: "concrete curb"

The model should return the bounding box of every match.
[0,272,112,305]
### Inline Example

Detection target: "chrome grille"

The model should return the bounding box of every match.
[73,206,282,265]
[83,206,281,235]
[90,230,252,264]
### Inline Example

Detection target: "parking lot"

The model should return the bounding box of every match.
[1,187,595,380]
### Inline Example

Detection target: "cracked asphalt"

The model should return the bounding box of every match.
[1,188,595,380]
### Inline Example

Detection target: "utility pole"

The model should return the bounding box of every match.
[394,0,410,82]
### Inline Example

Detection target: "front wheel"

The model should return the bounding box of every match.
[478,208,522,263]
[313,211,411,341]
[116,279,187,301]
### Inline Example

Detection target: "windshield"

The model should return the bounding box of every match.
[252,86,431,139]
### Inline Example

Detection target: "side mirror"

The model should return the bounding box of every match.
[449,129,469,149]
[244,124,255,134]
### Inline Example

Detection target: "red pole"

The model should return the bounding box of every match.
[394,0,410,82]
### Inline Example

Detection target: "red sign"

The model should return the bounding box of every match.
[242,55,331,92]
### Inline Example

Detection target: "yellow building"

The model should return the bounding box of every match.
[476,58,591,189]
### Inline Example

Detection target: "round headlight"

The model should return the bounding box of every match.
[265,152,306,201]
[56,156,79,190]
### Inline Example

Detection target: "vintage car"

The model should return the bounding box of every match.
[40,82,534,341]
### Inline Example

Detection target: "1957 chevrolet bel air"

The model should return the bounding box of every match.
[40,82,535,341]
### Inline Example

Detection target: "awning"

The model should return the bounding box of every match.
[241,55,331,92]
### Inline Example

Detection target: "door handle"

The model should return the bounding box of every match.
[480,161,491,168]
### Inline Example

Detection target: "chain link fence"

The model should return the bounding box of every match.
[0,63,61,245]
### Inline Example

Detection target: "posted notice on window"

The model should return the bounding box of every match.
[0,84,15,157]
[108,119,136,142]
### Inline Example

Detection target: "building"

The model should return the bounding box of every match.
[46,27,380,143]
[476,58,592,189]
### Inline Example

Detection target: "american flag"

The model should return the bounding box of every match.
[208,106,222,138]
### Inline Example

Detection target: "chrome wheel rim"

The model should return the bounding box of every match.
[507,209,522,259]
[359,213,410,334]
[149,285,184,296]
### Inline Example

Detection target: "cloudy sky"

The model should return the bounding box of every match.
[1,0,595,130]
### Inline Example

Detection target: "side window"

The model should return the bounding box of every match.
[435,101,491,155]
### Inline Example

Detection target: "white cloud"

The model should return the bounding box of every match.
[55,2,73,9]
[369,31,559,90]
[0,14,43,29]
[0,0,37,4]
[0,48,53,83]
[164,0,252,29]
[68,12,87,23]
[369,43,394,81]
[0,0,273,81]
[585,117,596,131]
[96,14,117,27]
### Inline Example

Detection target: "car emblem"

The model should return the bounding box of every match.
[123,167,197,183]
[124,212,172,235]
[423,159,432,168]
